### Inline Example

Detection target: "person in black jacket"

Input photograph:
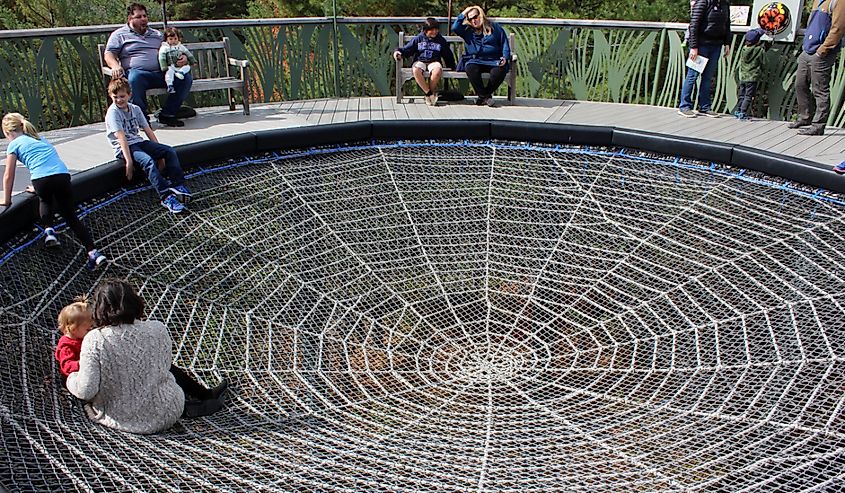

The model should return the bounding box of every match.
[678,0,732,118]
[394,18,457,106]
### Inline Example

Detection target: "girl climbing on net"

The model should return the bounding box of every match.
[1,113,107,270]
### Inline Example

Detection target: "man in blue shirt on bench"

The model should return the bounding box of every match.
[103,3,193,127]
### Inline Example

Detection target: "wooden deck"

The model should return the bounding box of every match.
[2,97,843,194]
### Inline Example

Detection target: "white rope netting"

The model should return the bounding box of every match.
[1,142,844,492]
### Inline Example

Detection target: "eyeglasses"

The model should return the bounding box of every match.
[467,14,479,21]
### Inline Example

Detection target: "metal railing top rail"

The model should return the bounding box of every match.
[0,16,759,40]
[338,16,692,30]
[0,17,332,39]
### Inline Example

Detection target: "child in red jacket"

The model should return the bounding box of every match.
[55,296,93,377]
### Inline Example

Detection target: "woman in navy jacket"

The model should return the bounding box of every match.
[452,5,511,107]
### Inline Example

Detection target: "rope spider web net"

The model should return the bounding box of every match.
[1,141,844,492]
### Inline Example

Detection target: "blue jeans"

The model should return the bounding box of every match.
[127,68,193,118]
[127,140,185,197]
[679,43,722,112]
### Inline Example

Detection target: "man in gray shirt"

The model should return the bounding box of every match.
[104,3,192,127]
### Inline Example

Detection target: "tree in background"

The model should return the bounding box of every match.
[171,0,249,20]
[0,0,119,29]
[0,0,750,26]
[247,0,440,17]
[490,0,690,22]
[247,0,326,17]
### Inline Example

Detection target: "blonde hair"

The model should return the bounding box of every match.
[464,5,492,36]
[57,295,92,336]
[2,113,39,140]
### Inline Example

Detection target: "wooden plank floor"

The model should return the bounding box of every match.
[2,97,843,195]
[276,97,845,168]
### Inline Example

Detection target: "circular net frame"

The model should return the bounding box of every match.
[1,141,844,492]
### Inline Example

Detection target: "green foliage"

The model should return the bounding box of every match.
[0,0,744,26]
[336,0,440,16]
[171,0,249,20]
[246,0,440,17]
[0,0,119,28]
[247,0,327,17]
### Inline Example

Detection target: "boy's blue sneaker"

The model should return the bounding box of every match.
[168,185,192,204]
[161,194,186,214]
[833,161,845,175]
[85,249,108,271]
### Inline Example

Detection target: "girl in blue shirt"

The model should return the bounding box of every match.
[2,113,106,270]
[453,5,512,107]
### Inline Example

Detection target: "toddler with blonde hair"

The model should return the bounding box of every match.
[55,296,94,377]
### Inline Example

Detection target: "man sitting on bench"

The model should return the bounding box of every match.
[393,18,456,106]
[103,3,192,127]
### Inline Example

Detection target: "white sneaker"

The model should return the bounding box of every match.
[44,229,60,248]
[425,94,434,106]
[431,93,439,106]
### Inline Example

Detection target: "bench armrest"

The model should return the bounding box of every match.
[511,54,518,62]
[101,66,113,77]
[228,58,250,68]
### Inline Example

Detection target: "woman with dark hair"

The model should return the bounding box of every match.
[452,5,511,106]
[67,279,227,434]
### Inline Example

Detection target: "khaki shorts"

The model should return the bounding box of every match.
[412,61,443,72]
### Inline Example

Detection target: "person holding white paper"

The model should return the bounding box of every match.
[678,0,733,118]
[685,54,709,73]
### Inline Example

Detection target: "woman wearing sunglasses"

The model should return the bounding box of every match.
[453,5,512,107]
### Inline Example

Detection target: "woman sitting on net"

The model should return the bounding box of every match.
[67,279,228,434]
[452,5,511,107]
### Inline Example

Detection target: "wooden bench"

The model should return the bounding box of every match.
[98,37,251,115]
[395,31,517,104]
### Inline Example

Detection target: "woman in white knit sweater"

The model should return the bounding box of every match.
[67,279,226,434]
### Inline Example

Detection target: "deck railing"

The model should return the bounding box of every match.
[2,17,844,132]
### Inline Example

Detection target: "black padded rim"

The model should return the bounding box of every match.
[254,122,373,152]
[1,120,842,246]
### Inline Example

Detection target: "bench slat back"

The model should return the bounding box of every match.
[183,40,230,79]
[97,39,234,80]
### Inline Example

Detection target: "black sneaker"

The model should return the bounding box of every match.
[158,115,184,127]
[176,106,197,119]
[475,96,486,106]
